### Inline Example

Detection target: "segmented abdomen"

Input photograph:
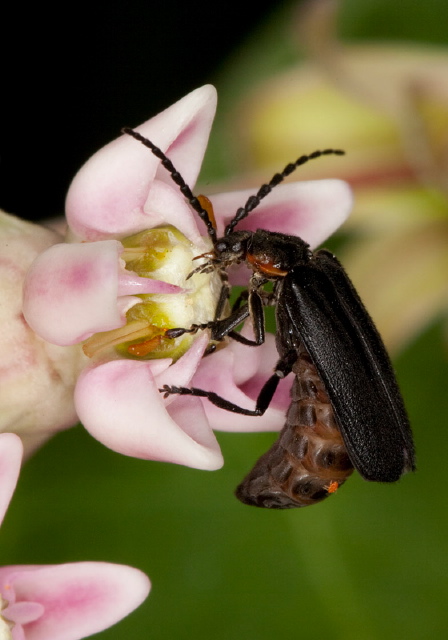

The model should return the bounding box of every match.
[235,344,354,508]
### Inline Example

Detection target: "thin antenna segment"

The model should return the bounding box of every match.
[225,149,345,235]
[122,127,217,242]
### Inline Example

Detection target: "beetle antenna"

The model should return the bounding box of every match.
[225,149,345,235]
[122,127,217,242]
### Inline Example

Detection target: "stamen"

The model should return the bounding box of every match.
[120,247,148,262]
[83,320,153,358]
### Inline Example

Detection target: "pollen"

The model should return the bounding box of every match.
[82,320,153,358]
[127,334,165,357]
[327,481,339,494]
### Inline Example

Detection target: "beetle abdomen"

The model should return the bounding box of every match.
[235,346,353,509]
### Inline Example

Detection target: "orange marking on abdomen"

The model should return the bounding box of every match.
[327,481,340,494]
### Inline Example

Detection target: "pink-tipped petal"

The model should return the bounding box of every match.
[23,241,124,345]
[211,178,353,240]
[66,85,217,241]
[141,85,217,191]
[192,331,293,432]
[75,334,223,470]
[155,332,209,395]
[0,562,150,640]
[0,433,23,526]
[142,180,208,247]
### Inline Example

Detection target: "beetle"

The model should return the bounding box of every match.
[123,127,415,509]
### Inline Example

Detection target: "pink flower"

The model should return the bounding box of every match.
[22,85,353,470]
[0,433,150,640]
[0,213,86,458]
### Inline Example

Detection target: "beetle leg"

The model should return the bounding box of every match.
[165,303,251,341]
[165,288,266,347]
[159,351,295,416]
[213,269,232,321]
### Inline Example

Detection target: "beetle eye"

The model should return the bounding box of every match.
[232,241,242,253]
[215,241,228,254]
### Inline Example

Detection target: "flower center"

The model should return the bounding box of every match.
[83,226,223,362]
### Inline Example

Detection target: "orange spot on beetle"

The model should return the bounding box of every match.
[327,481,339,494]
[247,253,288,276]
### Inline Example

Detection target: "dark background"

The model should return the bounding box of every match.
[1,2,278,222]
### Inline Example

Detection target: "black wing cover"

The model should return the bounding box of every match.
[278,250,415,482]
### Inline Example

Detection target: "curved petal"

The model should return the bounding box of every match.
[0,563,150,640]
[192,330,293,432]
[0,433,23,525]
[3,601,44,625]
[142,85,217,190]
[75,334,223,470]
[66,85,217,241]
[23,241,125,345]
[142,180,210,247]
[210,179,352,239]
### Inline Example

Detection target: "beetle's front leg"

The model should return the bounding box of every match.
[165,288,266,347]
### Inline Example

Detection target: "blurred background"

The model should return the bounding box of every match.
[2,0,448,638]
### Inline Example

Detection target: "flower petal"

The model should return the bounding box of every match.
[343,222,448,352]
[0,563,150,640]
[142,179,210,247]
[3,601,44,625]
[66,85,217,241]
[192,329,293,432]
[0,433,23,525]
[23,241,126,345]
[75,334,223,470]
[210,179,352,243]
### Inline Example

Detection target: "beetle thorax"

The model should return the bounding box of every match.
[246,230,311,278]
